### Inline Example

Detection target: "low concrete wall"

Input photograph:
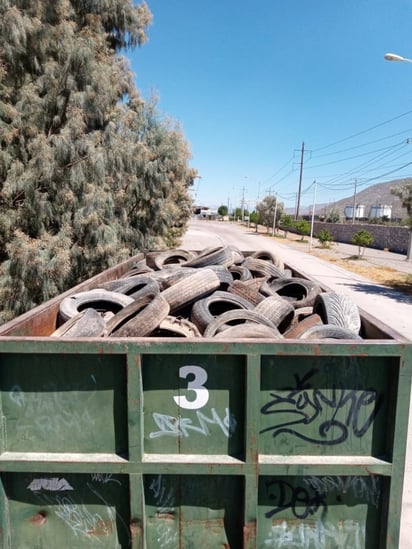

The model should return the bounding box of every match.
[309,222,409,254]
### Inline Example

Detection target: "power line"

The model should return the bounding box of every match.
[312,109,412,153]
[305,141,408,170]
[363,161,412,183]
[319,142,410,187]
[263,155,294,184]
[310,128,412,159]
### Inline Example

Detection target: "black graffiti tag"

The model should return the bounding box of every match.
[264,478,327,520]
[260,368,382,445]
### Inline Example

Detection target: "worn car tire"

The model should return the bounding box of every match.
[150,316,202,337]
[242,257,284,279]
[268,277,321,308]
[190,290,254,333]
[213,323,283,339]
[107,292,170,337]
[227,279,266,306]
[297,324,362,340]
[152,249,197,270]
[254,295,295,333]
[250,250,284,270]
[207,265,234,289]
[284,313,323,339]
[51,308,106,337]
[98,275,159,298]
[229,265,253,281]
[203,309,281,338]
[59,289,134,324]
[183,246,234,268]
[313,292,361,334]
[161,268,221,313]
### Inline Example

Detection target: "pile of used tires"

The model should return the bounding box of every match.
[52,246,363,339]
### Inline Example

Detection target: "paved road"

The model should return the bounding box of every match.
[182,219,412,339]
[181,218,412,548]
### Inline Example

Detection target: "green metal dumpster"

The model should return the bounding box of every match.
[0,251,410,548]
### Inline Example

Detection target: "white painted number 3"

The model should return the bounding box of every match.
[173,365,209,410]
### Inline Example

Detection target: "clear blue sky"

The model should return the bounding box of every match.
[128,0,412,212]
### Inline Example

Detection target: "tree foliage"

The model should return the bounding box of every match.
[351,229,374,257]
[0,0,196,321]
[391,180,412,229]
[316,229,334,248]
[279,213,293,237]
[325,207,341,223]
[256,195,284,232]
[294,219,311,240]
[218,205,228,216]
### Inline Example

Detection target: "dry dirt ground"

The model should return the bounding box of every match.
[262,229,412,296]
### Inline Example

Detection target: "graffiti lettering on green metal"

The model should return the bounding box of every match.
[35,492,114,538]
[90,473,121,486]
[148,475,177,548]
[264,478,326,520]
[263,519,364,548]
[8,382,96,442]
[303,475,381,508]
[32,480,129,540]
[260,368,381,445]
[173,365,209,409]
[27,478,74,491]
[149,408,237,438]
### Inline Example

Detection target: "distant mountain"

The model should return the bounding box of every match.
[296,178,411,220]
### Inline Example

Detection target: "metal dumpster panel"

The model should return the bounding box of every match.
[0,249,410,548]
[0,354,128,455]
[257,474,386,548]
[1,472,130,548]
[143,354,245,456]
[144,474,243,548]
[0,340,409,548]
[259,355,394,457]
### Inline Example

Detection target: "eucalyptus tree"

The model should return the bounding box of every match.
[0,1,195,321]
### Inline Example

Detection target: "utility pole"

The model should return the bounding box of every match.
[241,186,246,222]
[295,141,305,220]
[352,178,358,225]
[309,181,317,250]
[271,194,278,237]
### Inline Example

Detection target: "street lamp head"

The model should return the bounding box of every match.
[384,52,412,63]
[385,52,404,62]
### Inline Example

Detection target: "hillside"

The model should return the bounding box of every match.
[299,178,411,220]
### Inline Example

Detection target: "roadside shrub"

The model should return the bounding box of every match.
[294,219,311,241]
[351,229,374,257]
[280,214,294,238]
[316,229,334,248]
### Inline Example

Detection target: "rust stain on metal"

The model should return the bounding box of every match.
[130,520,143,538]
[30,512,47,526]
[87,519,114,536]
[271,518,316,527]
[156,513,175,520]
[243,520,257,544]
